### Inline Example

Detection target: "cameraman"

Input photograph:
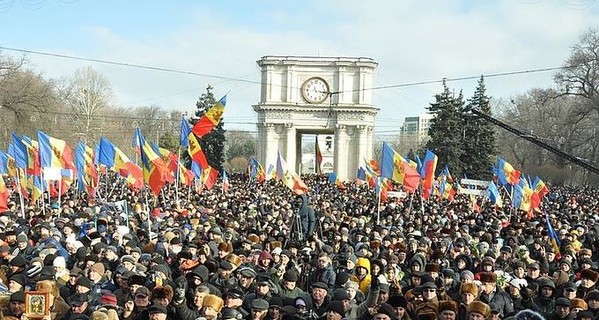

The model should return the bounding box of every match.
[297,195,315,239]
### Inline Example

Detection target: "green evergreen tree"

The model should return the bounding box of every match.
[194,85,226,171]
[426,80,465,175]
[461,76,497,179]
[158,131,179,151]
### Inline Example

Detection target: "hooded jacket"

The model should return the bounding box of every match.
[350,258,372,293]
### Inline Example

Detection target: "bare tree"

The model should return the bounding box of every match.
[554,28,599,183]
[64,67,113,144]
[0,54,61,139]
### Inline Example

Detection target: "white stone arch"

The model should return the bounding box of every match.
[253,56,379,180]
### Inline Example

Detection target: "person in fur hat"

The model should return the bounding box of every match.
[478,272,514,318]
[438,300,458,320]
[576,268,598,299]
[466,301,490,320]
[457,282,479,320]
[200,294,224,320]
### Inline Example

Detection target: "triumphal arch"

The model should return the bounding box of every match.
[253,56,378,180]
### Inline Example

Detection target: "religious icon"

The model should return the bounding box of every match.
[0,293,11,309]
[25,291,50,318]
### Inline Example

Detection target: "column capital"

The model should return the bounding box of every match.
[335,124,346,131]
[284,123,294,129]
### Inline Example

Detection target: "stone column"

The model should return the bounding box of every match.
[366,126,374,160]
[264,123,278,168]
[334,124,348,179]
[357,125,367,168]
[284,123,296,172]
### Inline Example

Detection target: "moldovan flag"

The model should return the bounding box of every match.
[486,181,503,208]
[37,131,75,170]
[530,176,549,210]
[420,150,438,200]
[356,167,366,185]
[546,213,561,259]
[188,133,209,169]
[249,158,265,183]
[380,142,420,192]
[328,172,346,189]
[21,135,41,176]
[0,175,9,212]
[315,136,323,174]
[10,133,28,169]
[136,128,169,195]
[222,170,230,192]
[200,166,219,190]
[192,95,226,138]
[438,165,455,202]
[497,158,521,186]
[75,142,99,197]
[179,116,192,147]
[277,151,308,195]
[98,137,143,190]
[178,163,194,186]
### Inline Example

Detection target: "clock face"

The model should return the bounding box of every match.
[301,77,329,104]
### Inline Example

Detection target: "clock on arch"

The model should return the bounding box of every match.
[301,77,329,104]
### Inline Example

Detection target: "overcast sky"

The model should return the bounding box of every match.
[0,0,597,134]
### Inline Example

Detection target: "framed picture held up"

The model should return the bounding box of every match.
[24,291,50,318]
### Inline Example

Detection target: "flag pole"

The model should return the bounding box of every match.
[175,148,181,204]
[40,169,46,217]
[377,178,382,225]
[124,199,130,230]
[58,176,62,217]
[16,172,25,219]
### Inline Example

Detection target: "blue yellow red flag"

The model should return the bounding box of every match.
[180,116,192,147]
[192,95,226,138]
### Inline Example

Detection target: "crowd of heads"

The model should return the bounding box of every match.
[0,173,598,320]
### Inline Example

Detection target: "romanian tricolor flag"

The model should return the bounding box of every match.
[545,213,561,259]
[0,174,9,211]
[420,150,438,200]
[497,158,521,186]
[98,137,143,190]
[188,133,209,169]
[136,128,170,195]
[192,95,226,138]
[276,151,308,195]
[380,143,420,193]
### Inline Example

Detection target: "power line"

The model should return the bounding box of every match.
[0,45,579,96]
[0,45,260,85]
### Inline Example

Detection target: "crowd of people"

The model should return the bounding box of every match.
[0,173,598,320]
